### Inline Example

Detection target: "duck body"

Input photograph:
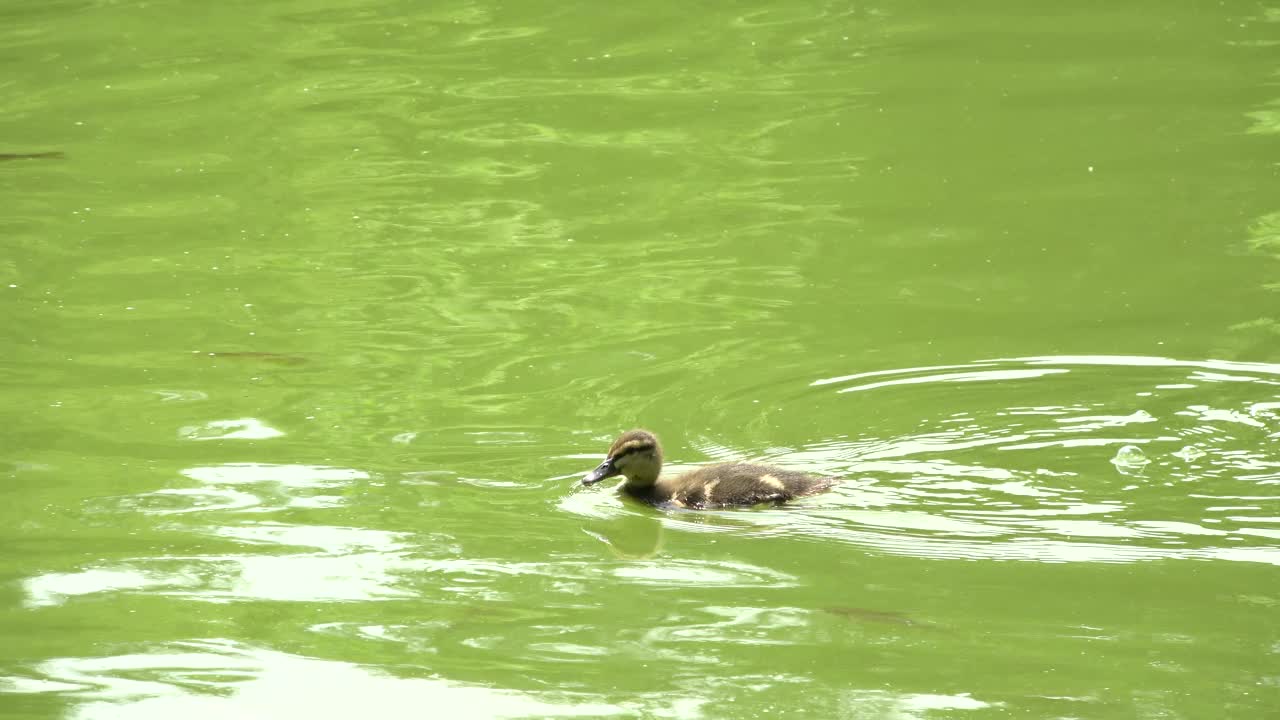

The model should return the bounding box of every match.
[629,462,835,509]
[582,430,835,509]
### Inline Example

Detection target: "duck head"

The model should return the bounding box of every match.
[582,429,664,489]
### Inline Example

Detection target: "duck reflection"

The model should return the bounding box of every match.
[581,508,663,559]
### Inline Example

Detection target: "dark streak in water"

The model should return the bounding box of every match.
[0,152,66,161]
[822,606,930,628]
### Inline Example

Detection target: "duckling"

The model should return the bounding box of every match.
[581,429,836,509]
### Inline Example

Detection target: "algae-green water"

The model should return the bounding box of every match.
[2,1,1278,717]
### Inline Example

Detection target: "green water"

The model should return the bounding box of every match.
[3,0,1278,717]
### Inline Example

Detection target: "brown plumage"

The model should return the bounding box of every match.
[581,429,836,509]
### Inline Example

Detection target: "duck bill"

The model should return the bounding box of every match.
[582,458,618,485]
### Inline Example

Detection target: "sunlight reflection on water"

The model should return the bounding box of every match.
[3,641,996,720]
[14,641,636,720]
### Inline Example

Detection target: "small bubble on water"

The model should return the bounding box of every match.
[1173,445,1206,461]
[1111,444,1150,470]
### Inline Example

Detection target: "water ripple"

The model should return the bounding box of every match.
[639,355,1280,565]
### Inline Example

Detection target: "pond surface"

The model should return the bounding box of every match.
[2,0,1278,718]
